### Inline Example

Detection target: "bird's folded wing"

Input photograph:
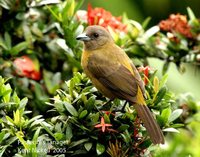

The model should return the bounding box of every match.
[88,55,138,102]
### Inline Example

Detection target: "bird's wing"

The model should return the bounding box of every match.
[87,53,139,102]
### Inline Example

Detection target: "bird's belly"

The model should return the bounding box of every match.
[81,51,115,99]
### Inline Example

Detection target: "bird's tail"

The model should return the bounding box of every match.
[134,104,164,144]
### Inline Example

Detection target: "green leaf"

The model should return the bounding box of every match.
[31,81,48,102]
[187,7,196,21]
[0,0,12,9]
[66,0,75,18]
[4,32,11,50]
[79,110,88,119]
[143,26,160,40]
[19,97,28,109]
[153,86,167,105]
[12,92,20,104]
[31,26,43,38]
[41,122,55,140]
[159,74,168,89]
[64,27,77,48]
[121,130,131,143]
[62,0,75,25]
[169,109,183,123]
[96,143,105,155]
[0,146,7,157]
[162,61,170,75]
[26,115,43,126]
[63,102,78,117]
[0,131,5,143]
[90,112,100,124]
[28,0,60,7]
[74,0,84,13]
[85,95,95,111]
[104,114,110,124]
[69,138,89,149]
[23,24,33,46]
[117,124,130,132]
[46,4,61,21]
[142,17,151,29]
[140,139,152,149]
[153,76,159,93]
[161,108,171,125]
[6,116,15,126]
[66,125,73,141]
[0,136,17,156]
[1,89,12,102]
[33,127,41,141]
[16,132,29,150]
[0,40,8,50]
[163,128,180,133]
[84,142,93,152]
[54,132,64,141]
[2,84,11,103]
[43,70,61,94]
[170,123,185,128]
[69,78,75,97]
[10,42,29,56]
[14,109,21,126]
[81,93,87,104]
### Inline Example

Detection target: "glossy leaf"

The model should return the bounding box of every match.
[163,128,180,133]
[169,109,183,123]
[69,138,89,149]
[162,61,170,75]
[66,125,73,141]
[153,86,167,105]
[161,108,171,125]
[96,143,105,155]
[117,124,130,132]
[63,102,78,117]
[79,110,88,119]
[10,42,29,56]
[84,142,93,151]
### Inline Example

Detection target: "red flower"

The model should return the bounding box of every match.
[138,66,152,85]
[87,4,127,33]
[159,14,193,38]
[94,117,112,132]
[13,56,41,81]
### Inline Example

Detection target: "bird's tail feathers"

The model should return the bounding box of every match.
[134,104,165,144]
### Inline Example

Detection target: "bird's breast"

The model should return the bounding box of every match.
[81,50,115,99]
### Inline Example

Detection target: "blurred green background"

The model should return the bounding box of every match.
[82,0,200,100]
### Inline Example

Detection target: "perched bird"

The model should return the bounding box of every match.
[76,25,164,144]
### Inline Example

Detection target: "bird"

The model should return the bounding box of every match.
[76,25,164,144]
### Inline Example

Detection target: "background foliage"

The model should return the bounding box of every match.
[0,0,200,156]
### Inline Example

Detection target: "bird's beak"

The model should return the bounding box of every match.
[76,33,91,41]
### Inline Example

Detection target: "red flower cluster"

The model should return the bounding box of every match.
[138,66,151,85]
[13,56,41,81]
[159,14,193,38]
[87,4,127,32]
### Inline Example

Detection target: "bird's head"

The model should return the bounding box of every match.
[76,25,114,51]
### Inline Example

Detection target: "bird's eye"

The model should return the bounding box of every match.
[93,33,99,38]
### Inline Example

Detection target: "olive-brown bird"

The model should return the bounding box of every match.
[76,25,164,144]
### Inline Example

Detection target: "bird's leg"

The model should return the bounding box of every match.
[121,101,128,112]
[94,99,114,116]
[102,99,113,106]
[111,100,128,112]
